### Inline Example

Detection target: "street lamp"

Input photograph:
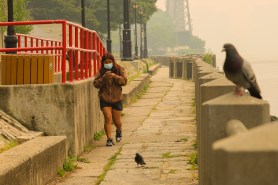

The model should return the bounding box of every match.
[139,9,143,59]
[81,0,85,27]
[122,0,132,61]
[107,0,112,53]
[133,1,138,57]
[4,0,18,54]
[143,22,148,58]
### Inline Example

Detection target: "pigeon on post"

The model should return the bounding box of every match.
[135,153,146,167]
[222,43,262,99]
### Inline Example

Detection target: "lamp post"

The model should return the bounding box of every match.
[122,0,132,61]
[143,22,148,58]
[139,9,143,59]
[81,0,85,27]
[4,0,18,54]
[107,0,112,53]
[133,1,138,57]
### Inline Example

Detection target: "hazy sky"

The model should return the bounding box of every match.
[156,0,278,64]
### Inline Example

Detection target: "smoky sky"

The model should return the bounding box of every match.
[156,0,278,64]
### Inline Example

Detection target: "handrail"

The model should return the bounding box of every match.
[0,20,107,83]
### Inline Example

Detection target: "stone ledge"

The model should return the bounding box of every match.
[148,63,161,76]
[0,136,67,185]
[122,73,151,106]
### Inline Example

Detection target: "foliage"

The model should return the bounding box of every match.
[14,0,33,33]
[203,52,214,65]
[94,130,105,141]
[77,156,90,163]
[57,155,78,177]
[188,152,198,170]
[63,156,78,172]
[162,152,173,158]
[147,10,177,55]
[0,0,33,34]
[26,0,157,36]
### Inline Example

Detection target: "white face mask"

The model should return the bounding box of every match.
[104,63,113,70]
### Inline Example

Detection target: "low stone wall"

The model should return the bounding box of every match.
[0,136,67,185]
[0,78,103,156]
[148,63,161,76]
[122,73,151,106]
[193,58,272,185]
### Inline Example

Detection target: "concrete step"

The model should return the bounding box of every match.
[0,136,67,185]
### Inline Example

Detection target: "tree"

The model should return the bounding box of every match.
[0,0,32,34]
[130,0,157,24]
[14,0,33,33]
[147,10,177,55]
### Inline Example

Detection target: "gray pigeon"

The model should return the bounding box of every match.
[135,153,146,167]
[222,43,262,99]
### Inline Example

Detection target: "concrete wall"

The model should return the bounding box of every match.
[193,58,273,185]
[0,78,103,155]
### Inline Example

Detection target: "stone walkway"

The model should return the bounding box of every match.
[49,66,198,185]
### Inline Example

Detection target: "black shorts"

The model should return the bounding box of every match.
[99,99,123,111]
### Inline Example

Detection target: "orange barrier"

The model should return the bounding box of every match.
[1,54,54,85]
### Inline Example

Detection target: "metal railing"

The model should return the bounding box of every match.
[0,20,106,83]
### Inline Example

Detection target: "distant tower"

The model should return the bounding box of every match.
[166,0,192,34]
[166,0,192,46]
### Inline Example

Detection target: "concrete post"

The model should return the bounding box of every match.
[182,58,187,80]
[196,73,228,185]
[200,92,270,185]
[212,122,278,185]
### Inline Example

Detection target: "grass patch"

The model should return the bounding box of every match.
[162,152,185,159]
[169,169,178,174]
[84,144,94,152]
[162,152,173,158]
[191,98,196,120]
[58,156,78,177]
[175,137,188,143]
[96,147,122,185]
[188,152,198,170]
[192,139,197,150]
[0,140,18,153]
[77,156,90,163]
[94,130,105,141]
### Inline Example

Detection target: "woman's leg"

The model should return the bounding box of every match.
[102,107,113,139]
[112,109,122,131]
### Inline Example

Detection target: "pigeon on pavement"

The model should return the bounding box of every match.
[135,153,146,167]
[222,43,262,99]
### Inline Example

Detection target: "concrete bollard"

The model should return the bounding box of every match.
[200,92,270,185]
[212,122,278,185]
[196,72,235,184]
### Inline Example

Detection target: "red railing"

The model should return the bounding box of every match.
[0,20,106,83]
[16,33,62,72]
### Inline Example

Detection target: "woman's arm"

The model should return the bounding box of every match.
[93,72,105,88]
[112,67,127,86]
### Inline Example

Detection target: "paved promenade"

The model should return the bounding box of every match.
[50,66,197,185]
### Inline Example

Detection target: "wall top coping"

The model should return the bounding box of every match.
[213,122,278,152]
[200,72,224,80]
[203,92,269,106]
[201,77,235,87]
